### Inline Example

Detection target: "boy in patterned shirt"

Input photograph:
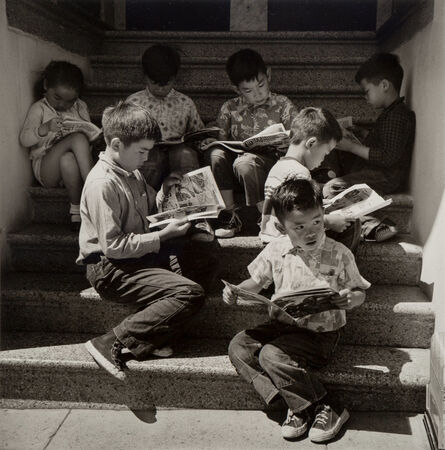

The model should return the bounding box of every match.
[127,44,213,241]
[204,48,297,237]
[224,177,370,443]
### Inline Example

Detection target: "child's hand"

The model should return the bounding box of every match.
[158,218,190,241]
[39,117,63,136]
[325,212,354,233]
[331,289,365,310]
[162,171,183,190]
[222,284,238,305]
[335,138,355,152]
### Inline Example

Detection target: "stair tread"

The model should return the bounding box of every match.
[0,332,429,388]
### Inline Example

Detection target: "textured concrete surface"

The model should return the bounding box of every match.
[2,273,434,348]
[0,333,429,411]
[0,409,430,450]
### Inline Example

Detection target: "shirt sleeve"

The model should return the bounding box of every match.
[367,108,416,168]
[84,179,161,259]
[280,96,298,130]
[247,245,274,289]
[338,247,371,291]
[19,101,46,148]
[186,99,205,133]
[216,101,232,140]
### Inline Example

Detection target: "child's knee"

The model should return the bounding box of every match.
[233,154,256,178]
[59,151,77,172]
[228,332,252,363]
[258,344,280,371]
[69,132,90,149]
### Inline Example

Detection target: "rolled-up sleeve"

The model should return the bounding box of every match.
[247,247,274,289]
[84,179,160,259]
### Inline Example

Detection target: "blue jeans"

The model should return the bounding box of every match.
[86,249,205,359]
[228,321,341,412]
[204,147,277,206]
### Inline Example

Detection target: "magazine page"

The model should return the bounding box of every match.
[147,166,225,228]
[60,119,102,142]
[159,126,221,146]
[324,183,392,218]
[337,116,361,145]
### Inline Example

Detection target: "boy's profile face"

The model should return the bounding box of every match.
[116,138,155,172]
[276,205,325,252]
[146,77,175,99]
[236,70,271,106]
[304,138,337,170]
[360,78,387,109]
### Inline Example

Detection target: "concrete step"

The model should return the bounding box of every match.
[2,273,433,348]
[83,84,376,122]
[89,55,365,89]
[101,31,377,59]
[7,224,422,285]
[0,332,428,412]
[28,187,413,234]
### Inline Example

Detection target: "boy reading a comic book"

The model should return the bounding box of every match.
[78,101,205,380]
[224,177,370,443]
[323,53,416,200]
[203,48,297,238]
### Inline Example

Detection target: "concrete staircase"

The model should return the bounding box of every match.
[0,31,433,412]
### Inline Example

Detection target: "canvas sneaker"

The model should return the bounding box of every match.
[308,404,350,443]
[85,330,127,381]
[281,408,309,439]
[214,209,242,238]
[190,219,215,242]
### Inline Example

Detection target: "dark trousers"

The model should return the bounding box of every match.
[86,249,205,359]
[228,321,341,413]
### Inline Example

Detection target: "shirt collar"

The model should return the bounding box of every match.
[145,87,175,101]
[280,234,327,258]
[383,96,405,113]
[238,93,274,113]
[99,152,136,178]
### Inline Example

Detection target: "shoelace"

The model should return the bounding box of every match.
[313,406,330,426]
[111,339,127,371]
[227,212,241,229]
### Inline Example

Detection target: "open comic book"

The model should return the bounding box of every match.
[337,116,362,145]
[204,123,290,154]
[147,166,225,228]
[158,126,220,147]
[51,119,102,144]
[222,280,339,322]
[324,183,392,219]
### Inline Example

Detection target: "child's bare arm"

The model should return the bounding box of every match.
[222,277,263,305]
[330,288,366,310]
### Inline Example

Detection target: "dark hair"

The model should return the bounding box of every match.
[102,100,161,146]
[290,107,342,145]
[141,44,181,85]
[226,48,267,86]
[34,60,84,99]
[355,53,404,92]
[271,177,323,222]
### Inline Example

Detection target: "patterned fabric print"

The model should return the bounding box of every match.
[248,235,370,332]
[127,88,204,140]
[259,157,310,243]
[217,93,297,145]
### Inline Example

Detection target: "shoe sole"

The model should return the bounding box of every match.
[309,409,350,443]
[281,422,308,440]
[85,340,127,381]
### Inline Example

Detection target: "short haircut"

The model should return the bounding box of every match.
[141,44,180,85]
[355,53,404,92]
[226,48,267,86]
[35,60,84,98]
[102,100,161,146]
[290,107,343,145]
[271,176,323,223]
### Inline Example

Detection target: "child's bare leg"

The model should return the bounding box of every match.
[59,152,82,205]
[220,189,235,210]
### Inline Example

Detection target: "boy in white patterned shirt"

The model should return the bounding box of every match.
[224,177,370,443]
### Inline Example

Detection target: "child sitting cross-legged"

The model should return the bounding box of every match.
[224,176,370,443]
[204,48,297,237]
[260,107,361,253]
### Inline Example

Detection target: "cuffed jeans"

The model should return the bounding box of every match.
[203,147,277,206]
[228,321,341,413]
[86,250,205,360]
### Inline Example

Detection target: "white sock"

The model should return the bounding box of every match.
[69,203,80,215]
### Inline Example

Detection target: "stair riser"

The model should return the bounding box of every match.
[90,64,361,89]
[101,40,377,60]
[8,243,422,285]
[84,92,375,122]
[2,295,434,348]
[0,366,425,412]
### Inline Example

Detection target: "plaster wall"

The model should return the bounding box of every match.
[0,0,89,269]
[383,0,445,330]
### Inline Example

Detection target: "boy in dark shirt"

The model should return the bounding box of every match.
[323,53,416,199]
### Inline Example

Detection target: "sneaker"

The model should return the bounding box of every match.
[151,346,173,358]
[85,331,127,381]
[190,219,214,243]
[281,408,308,440]
[308,404,350,443]
[214,209,242,238]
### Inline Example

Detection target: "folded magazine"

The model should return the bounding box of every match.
[222,280,339,322]
[158,126,221,147]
